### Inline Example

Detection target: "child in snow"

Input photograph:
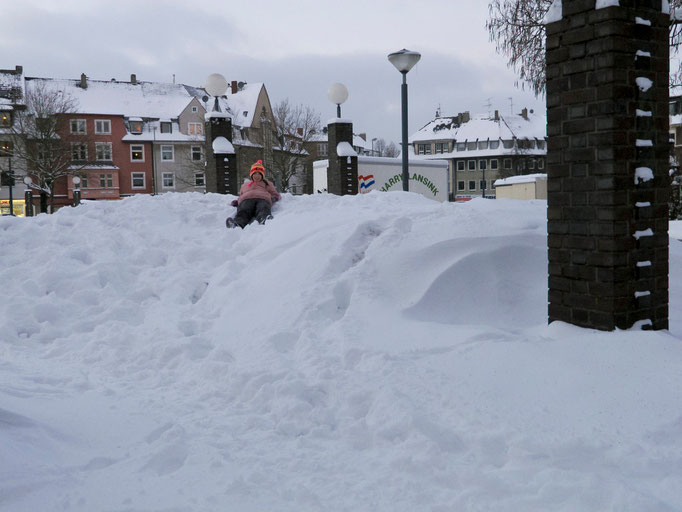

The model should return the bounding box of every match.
[226,160,281,228]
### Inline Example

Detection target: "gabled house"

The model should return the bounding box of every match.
[410,108,547,200]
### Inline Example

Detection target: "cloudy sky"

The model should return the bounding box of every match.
[4,0,546,143]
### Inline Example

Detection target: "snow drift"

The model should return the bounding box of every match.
[1,192,681,511]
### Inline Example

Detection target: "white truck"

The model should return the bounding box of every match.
[313,156,450,202]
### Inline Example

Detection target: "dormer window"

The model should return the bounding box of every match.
[160,122,172,134]
[129,120,143,134]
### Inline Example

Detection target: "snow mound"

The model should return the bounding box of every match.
[1,192,681,511]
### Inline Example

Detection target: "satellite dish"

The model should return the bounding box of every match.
[205,73,228,97]
[202,95,209,103]
[327,83,349,106]
[238,81,246,89]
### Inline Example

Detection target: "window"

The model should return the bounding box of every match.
[457,160,465,171]
[95,142,112,161]
[538,158,545,170]
[478,140,488,150]
[457,180,465,191]
[467,141,477,150]
[435,142,448,154]
[490,159,499,170]
[502,139,514,149]
[70,119,86,134]
[528,158,535,169]
[0,140,13,157]
[194,173,205,187]
[99,173,113,188]
[456,142,466,151]
[479,159,487,171]
[71,143,87,161]
[162,172,175,188]
[504,158,512,169]
[160,145,174,161]
[537,140,546,150]
[131,144,144,161]
[131,172,145,189]
[188,123,203,135]
[417,143,431,155]
[489,140,500,149]
[191,145,202,161]
[95,119,111,134]
[80,176,89,188]
[480,180,487,190]
[468,160,476,171]
[468,180,476,191]
[191,106,198,113]
[318,143,328,156]
[0,111,11,128]
[129,120,143,134]
[160,122,172,134]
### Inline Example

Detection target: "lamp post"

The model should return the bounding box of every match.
[327,83,348,118]
[205,73,228,113]
[23,176,33,216]
[371,137,377,156]
[72,176,81,206]
[388,48,421,192]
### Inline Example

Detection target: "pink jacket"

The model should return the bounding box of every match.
[237,179,281,206]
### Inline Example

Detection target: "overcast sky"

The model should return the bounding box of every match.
[3,0,546,143]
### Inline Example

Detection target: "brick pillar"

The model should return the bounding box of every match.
[205,114,238,195]
[327,120,358,195]
[546,0,669,330]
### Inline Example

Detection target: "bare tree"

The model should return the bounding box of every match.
[487,0,682,94]
[373,138,400,157]
[1,81,90,211]
[269,99,321,193]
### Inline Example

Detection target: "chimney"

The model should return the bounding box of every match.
[494,110,499,121]
[80,73,87,89]
[231,80,238,94]
[462,111,470,123]
[15,65,23,75]
[131,74,137,85]
[358,133,366,141]
[521,108,528,120]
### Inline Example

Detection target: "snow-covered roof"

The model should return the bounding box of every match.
[121,120,205,143]
[410,110,546,145]
[494,173,547,186]
[212,82,264,128]
[21,76,264,130]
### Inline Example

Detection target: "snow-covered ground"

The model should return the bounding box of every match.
[1,192,681,512]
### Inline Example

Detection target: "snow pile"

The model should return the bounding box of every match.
[1,193,682,511]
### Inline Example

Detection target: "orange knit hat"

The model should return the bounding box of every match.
[250,160,265,177]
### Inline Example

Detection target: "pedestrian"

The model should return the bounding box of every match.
[226,160,281,228]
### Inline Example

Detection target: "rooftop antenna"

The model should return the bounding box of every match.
[484,97,492,117]
[173,74,176,84]
[508,97,514,115]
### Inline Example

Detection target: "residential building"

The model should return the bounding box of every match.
[409,109,547,201]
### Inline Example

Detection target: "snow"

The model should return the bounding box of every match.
[1,193,682,511]
[494,173,546,186]
[595,0,619,7]
[636,50,651,58]
[635,17,651,26]
[633,228,654,239]
[212,136,235,154]
[636,139,653,147]
[636,77,653,91]
[636,108,652,117]
[336,141,357,157]
[544,0,562,23]
[635,166,654,183]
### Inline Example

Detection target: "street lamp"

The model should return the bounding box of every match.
[72,176,81,206]
[205,73,228,113]
[23,176,33,217]
[327,83,348,118]
[388,48,421,192]
[371,137,377,156]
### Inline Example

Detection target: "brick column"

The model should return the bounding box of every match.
[327,119,358,195]
[546,0,669,330]
[205,114,238,195]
